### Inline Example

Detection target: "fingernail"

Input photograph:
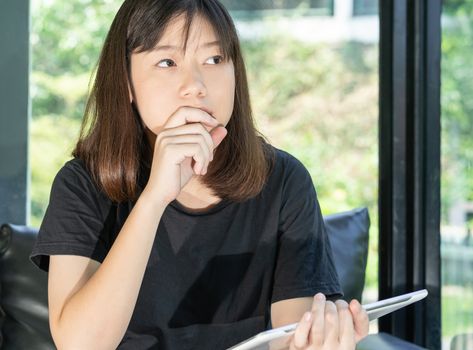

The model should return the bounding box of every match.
[315,293,325,301]
[304,312,312,322]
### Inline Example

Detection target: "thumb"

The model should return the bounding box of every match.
[210,125,228,148]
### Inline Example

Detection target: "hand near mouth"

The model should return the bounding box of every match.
[143,106,228,206]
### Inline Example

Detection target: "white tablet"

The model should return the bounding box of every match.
[227,289,428,350]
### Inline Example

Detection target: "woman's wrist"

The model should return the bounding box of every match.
[139,187,171,212]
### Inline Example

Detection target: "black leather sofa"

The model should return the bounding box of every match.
[0,207,425,349]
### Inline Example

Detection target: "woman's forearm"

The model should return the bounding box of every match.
[55,191,167,350]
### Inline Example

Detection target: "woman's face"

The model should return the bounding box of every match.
[129,14,236,135]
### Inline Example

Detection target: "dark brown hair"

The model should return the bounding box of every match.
[73,0,275,203]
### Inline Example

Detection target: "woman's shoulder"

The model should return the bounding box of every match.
[261,144,314,196]
[59,157,87,173]
[47,157,116,219]
[52,157,106,199]
[268,144,311,177]
[54,157,92,184]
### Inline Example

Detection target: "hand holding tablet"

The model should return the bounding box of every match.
[227,289,428,350]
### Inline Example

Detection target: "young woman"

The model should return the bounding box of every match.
[30,0,369,349]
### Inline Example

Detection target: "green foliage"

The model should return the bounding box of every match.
[440,3,473,339]
[442,285,473,338]
[30,115,81,227]
[442,7,473,215]
[32,72,91,119]
[443,0,473,15]
[31,0,120,77]
[242,36,378,215]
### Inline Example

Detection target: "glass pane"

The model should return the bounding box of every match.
[234,0,379,330]
[30,0,121,226]
[219,0,334,16]
[30,0,378,333]
[353,0,378,16]
[441,0,473,349]
[220,0,333,11]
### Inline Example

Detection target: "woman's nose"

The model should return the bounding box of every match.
[179,68,207,98]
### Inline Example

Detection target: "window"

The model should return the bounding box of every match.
[31,0,379,330]
[30,0,120,226]
[231,0,380,329]
[353,0,378,16]
[441,0,473,348]
[219,0,334,18]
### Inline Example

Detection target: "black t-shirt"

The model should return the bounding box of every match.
[30,146,342,349]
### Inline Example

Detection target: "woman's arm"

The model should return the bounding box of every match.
[49,193,167,350]
[271,296,352,328]
[48,109,224,350]
[271,297,313,328]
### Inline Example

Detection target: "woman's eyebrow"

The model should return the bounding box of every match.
[152,40,220,52]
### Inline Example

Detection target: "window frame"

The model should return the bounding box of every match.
[0,0,30,225]
[379,0,441,348]
[0,0,443,348]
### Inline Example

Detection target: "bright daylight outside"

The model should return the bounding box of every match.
[441,1,473,349]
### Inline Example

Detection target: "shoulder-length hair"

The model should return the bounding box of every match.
[73,0,275,203]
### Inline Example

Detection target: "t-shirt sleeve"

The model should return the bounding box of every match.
[29,159,113,272]
[271,154,343,304]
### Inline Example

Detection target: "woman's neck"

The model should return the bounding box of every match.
[176,176,221,210]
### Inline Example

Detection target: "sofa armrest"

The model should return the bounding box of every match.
[0,224,54,349]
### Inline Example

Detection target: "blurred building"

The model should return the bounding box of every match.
[220,0,379,43]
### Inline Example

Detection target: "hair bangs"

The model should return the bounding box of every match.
[126,0,236,62]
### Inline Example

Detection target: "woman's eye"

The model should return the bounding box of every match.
[157,59,176,68]
[205,55,224,65]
